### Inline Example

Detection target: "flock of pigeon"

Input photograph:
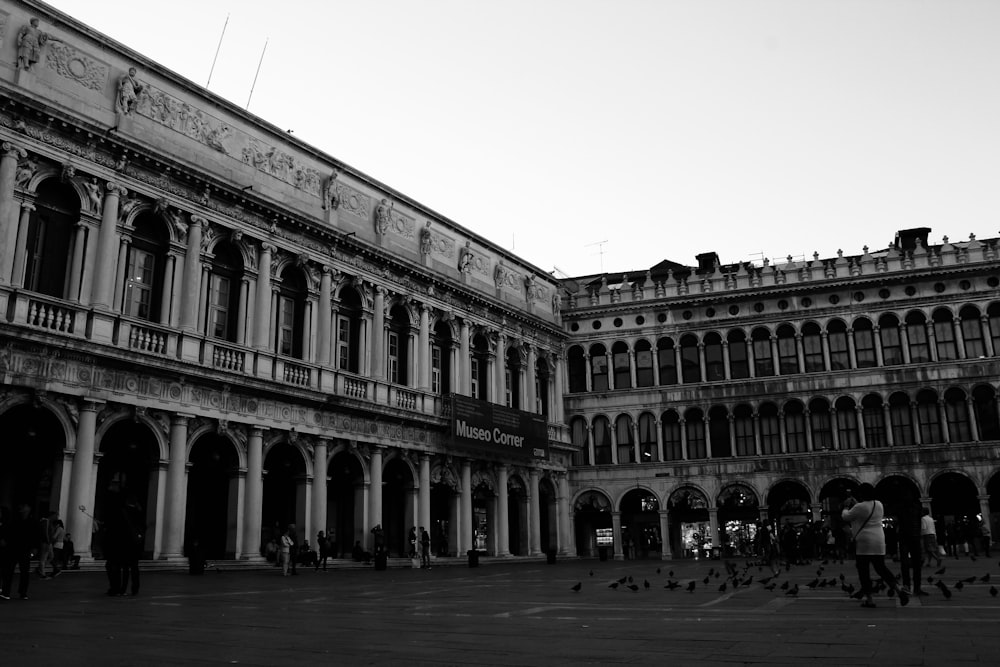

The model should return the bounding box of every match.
[569,558,1000,602]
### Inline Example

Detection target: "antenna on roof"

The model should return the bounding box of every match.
[245,37,269,110]
[586,240,608,272]
[206,13,230,88]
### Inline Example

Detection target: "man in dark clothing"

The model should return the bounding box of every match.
[420,526,431,569]
[100,481,128,596]
[1,503,37,599]
[896,497,924,595]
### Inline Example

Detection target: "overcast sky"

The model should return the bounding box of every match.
[44,0,1000,278]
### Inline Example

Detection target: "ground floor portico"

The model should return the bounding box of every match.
[569,447,1000,561]
[0,387,572,565]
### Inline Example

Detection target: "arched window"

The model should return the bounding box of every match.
[932,309,958,361]
[727,330,750,379]
[835,397,859,449]
[661,410,682,461]
[776,324,798,375]
[733,404,754,456]
[827,319,849,370]
[471,333,490,400]
[973,385,1000,441]
[809,398,833,450]
[534,356,550,416]
[959,305,986,359]
[944,387,971,443]
[708,405,731,457]
[861,394,887,448]
[24,178,79,299]
[680,334,701,383]
[751,328,774,377]
[888,392,914,446]
[123,213,169,322]
[206,241,243,342]
[759,402,780,455]
[657,338,678,385]
[505,346,522,409]
[590,343,609,392]
[906,311,930,363]
[612,341,631,390]
[386,304,410,383]
[593,416,612,464]
[989,303,1000,357]
[638,413,658,462]
[704,333,725,381]
[802,322,824,373]
[634,339,655,387]
[570,417,590,466]
[567,345,586,393]
[685,408,706,459]
[615,414,634,463]
[277,267,307,359]
[431,320,453,395]
[784,401,807,453]
[853,318,876,368]
[879,314,903,366]
[916,389,941,443]
[336,286,364,373]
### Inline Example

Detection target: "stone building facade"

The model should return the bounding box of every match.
[0,0,571,563]
[560,234,1000,560]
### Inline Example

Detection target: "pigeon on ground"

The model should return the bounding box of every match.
[935,580,952,600]
[686,581,696,592]
[608,582,620,590]
[628,576,634,584]
[702,576,710,584]
[617,576,628,585]
[664,580,680,590]
[980,574,990,583]
[806,578,819,589]
[764,583,777,591]
[668,570,674,577]
[571,582,582,592]
[990,586,997,598]
[785,584,799,596]
[934,566,946,575]
[718,582,727,593]
[643,579,650,590]
[780,581,790,590]
[627,584,639,592]
[963,576,977,584]
[589,570,594,577]
[955,581,965,591]
[656,567,661,575]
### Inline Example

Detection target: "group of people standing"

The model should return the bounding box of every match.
[0,504,80,601]
[408,526,432,569]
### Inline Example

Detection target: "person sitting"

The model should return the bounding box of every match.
[62,532,81,570]
[297,540,318,567]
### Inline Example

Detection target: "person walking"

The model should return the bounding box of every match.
[981,519,992,558]
[287,524,299,575]
[36,511,54,579]
[920,509,942,568]
[842,483,909,609]
[420,526,431,569]
[120,494,145,595]
[1,503,37,599]
[896,497,923,596]
[49,517,65,577]
[279,528,293,576]
[316,531,329,571]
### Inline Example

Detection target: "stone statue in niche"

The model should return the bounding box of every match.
[524,274,537,302]
[494,264,506,289]
[322,170,340,210]
[375,198,392,235]
[420,222,432,255]
[116,67,144,116]
[458,241,473,273]
[17,18,50,71]
[84,177,103,215]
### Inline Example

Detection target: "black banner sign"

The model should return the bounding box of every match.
[449,394,548,461]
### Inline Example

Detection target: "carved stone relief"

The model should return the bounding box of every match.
[45,41,109,92]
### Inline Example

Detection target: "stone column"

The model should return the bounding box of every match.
[317,267,333,366]
[708,507,720,550]
[372,286,385,380]
[722,341,731,380]
[557,473,574,556]
[253,243,274,349]
[496,465,509,556]
[967,397,980,442]
[312,438,329,542]
[459,318,471,395]
[526,345,537,413]
[0,143,26,286]
[982,317,996,357]
[856,406,868,449]
[418,304,430,389]
[369,446,383,546]
[528,469,541,555]
[161,414,191,560]
[89,183,126,308]
[611,511,623,559]
[179,216,204,331]
[10,203,33,288]
[67,399,101,557]
[659,510,672,559]
[242,427,265,559]
[418,454,431,542]
[460,459,473,553]
[67,220,87,301]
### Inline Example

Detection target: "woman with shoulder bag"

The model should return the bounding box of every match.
[842,483,909,609]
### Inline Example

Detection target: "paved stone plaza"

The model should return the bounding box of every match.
[2,556,999,666]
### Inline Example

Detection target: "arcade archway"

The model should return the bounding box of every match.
[667,487,710,559]
[717,483,759,557]
[186,433,240,559]
[95,419,160,559]
[620,488,661,559]
[573,490,612,558]
[328,450,364,557]
[0,402,66,516]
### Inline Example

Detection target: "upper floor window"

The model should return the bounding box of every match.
[751,328,774,377]
[827,320,850,370]
[506,347,521,409]
[802,323,824,373]
[727,331,750,380]
[207,241,243,343]
[906,312,931,363]
[680,335,700,383]
[879,314,903,366]
[590,344,609,392]
[634,340,654,387]
[25,179,79,300]
[567,346,587,393]
[612,342,631,390]
[123,216,169,322]
[704,333,725,381]
[932,309,957,361]
[431,345,442,394]
[959,305,985,359]
[776,325,798,375]
[854,319,876,368]
[336,286,364,373]
[638,413,657,462]
[657,338,678,385]
[387,304,411,385]
[277,267,307,359]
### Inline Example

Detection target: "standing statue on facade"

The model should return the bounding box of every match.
[375,198,392,235]
[420,222,432,255]
[458,241,473,273]
[84,177,103,215]
[116,67,144,116]
[17,18,49,71]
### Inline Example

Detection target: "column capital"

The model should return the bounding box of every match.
[19,201,35,212]
[105,182,127,197]
[1,142,26,159]
[260,241,277,253]
[189,214,208,227]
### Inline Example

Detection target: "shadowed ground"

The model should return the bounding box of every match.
[2,555,999,666]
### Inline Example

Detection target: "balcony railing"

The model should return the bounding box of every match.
[26,298,77,334]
